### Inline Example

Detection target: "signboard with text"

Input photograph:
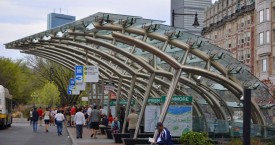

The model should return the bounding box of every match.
[84,66,99,82]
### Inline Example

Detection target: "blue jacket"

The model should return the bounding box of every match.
[156,128,173,145]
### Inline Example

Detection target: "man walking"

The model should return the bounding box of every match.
[127,108,138,138]
[89,105,101,139]
[32,107,39,132]
[55,110,65,136]
[74,107,86,139]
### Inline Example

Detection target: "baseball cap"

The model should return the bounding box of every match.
[156,122,163,128]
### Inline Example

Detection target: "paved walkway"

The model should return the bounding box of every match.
[0,120,71,145]
[67,126,122,145]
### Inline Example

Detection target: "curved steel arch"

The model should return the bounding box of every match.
[6,12,274,128]
[41,39,229,121]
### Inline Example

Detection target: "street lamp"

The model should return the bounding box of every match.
[171,9,200,28]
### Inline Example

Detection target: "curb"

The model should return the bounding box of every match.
[66,127,77,145]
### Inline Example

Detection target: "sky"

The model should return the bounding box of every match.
[0,0,218,60]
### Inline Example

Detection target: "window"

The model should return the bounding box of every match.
[260,10,264,23]
[267,8,270,21]
[266,31,270,43]
[259,32,264,45]
[241,18,245,27]
[262,59,267,72]
[247,15,251,24]
[246,32,251,42]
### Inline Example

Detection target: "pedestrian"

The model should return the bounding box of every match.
[108,114,113,124]
[50,108,56,126]
[32,107,39,132]
[111,117,120,133]
[29,108,33,126]
[37,107,43,126]
[44,107,50,132]
[89,105,101,139]
[127,108,138,138]
[152,122,173,145]
[55,110,65,136]
[99,114,109,128]
[119,106,125,133]
[65,106,71,127]
[74,107,86,139]
[71,105,76,127]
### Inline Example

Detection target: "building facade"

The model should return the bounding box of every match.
[255,0,273,84]
[202,0,255,71]
[171,0,212,35]
[47,13,76,30]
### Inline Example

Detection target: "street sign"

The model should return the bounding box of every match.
[162,96,192,103]
[84,66,99,82]
[147,98,162,104]
[81,97,88,101]
[75,82,86,90]
[75,66,84,83]
[104,82,115,91]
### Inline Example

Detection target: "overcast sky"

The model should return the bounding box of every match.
[0,0,218,60]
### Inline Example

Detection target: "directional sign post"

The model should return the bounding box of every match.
[75,66,84,83]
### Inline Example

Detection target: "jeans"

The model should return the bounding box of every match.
[76,124,83,138]
[129,129,135,138]
[33,121,38,132]
[56,121,63,135]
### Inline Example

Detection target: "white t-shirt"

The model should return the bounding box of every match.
[87,108,92,116]
[55,113,65,121]
[74,112,86,125]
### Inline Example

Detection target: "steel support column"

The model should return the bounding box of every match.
[100,79,105,107]
[122,75,137,133]
[153,69,182,140]
[134,73,156,139]
[115,77,123,117]
[243,88,251,145]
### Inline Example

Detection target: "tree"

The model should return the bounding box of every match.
[0,57,42,104]
[35,82,60,107]
[25,56,79,105]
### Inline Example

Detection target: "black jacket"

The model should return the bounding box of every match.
[32,110,39,121]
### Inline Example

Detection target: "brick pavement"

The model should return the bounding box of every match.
[67,126,123,145]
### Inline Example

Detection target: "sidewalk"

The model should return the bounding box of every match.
[67,126,123,145]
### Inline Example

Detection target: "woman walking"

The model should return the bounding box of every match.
[44,107,50,132]
[29,108,33,126]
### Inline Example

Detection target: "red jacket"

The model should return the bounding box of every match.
[37,109,43,117]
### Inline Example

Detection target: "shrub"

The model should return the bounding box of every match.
[179,131,212,145]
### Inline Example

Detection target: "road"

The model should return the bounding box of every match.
[0,121,72,145]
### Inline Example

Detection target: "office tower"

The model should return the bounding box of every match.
[47,13,76,30]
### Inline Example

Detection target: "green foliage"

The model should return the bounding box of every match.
[0,57,42,103]
[179,131,212,145]
[35,82,60,107]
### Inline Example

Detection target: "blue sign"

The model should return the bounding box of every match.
[69,78,76,91]
[69,78,75,86]
[67,86,72,95]
[75,66,83,83]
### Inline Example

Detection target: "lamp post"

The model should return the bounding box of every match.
[171,9,200,28]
